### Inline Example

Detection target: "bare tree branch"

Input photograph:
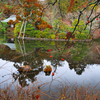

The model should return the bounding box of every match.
[48,0,58,6]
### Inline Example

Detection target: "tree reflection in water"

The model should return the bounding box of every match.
[13,63,43,87]
[69,62,87,75]
[12,39,65,87]
[1,39,99,87]
[12,71,38,87]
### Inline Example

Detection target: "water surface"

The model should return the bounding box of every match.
[0,40,100,90]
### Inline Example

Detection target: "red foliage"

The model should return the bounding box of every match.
[50,26,53,29]
[50,55,52,58]
[96,18,98,20]
[88,20,90,23]
[52,72,54,76]
[67,0,75,12]
[61,58,64,61]
[47,49,50,52]
[65,32,75,39]
[36,95,39,99]
[7,2,10,5]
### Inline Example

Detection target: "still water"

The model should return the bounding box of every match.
[0,39,100,90]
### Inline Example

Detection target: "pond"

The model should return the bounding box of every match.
[0,39,100,93]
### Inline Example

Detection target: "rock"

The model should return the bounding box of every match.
[92,29,100,39]
[18,65,32,72]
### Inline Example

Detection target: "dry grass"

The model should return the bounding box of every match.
[0,42,100,100]
[0,81,100,100]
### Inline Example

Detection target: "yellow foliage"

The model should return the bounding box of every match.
[44,65,52,72]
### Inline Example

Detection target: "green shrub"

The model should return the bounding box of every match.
[53,19,69,33]
[0,22,8,34]
[58,32,66,39]
[14,22,37,37]
[14,22,58,39]
[14,22,21,37]
[50,34,55,39]
[6,5,13,9]
[69,19,90,40]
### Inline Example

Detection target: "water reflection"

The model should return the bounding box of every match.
[0,40,100,88]
[69,61,86,75]
[12,66,43,87]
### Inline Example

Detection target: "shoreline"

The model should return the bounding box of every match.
[17,37,92,42]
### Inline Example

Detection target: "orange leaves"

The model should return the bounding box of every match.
[15,0,42,24]
[23,3,27,7]
[23,3,32,8]
[37,12,41,16]
[36,18,52,30]
[28,4,32,8]
[8,20,14,25]
[32,10,36,14]
[25,0,33,3]
[15,10,18,13]
[27,17,31,22]
[36,18,41,22]
[37,24,50,30]
[23,11,30,17]
[47,24,52,29]
[16,15,23,21]
[15,19,19,23]
[37,24,47,30]
[39,7,43,10]
[3,6,11,15]
[34,3,41,7]
[16,15,21,19]
[67,0,75,12]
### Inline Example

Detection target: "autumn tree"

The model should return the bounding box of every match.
[3,5,12,17]
[13,0,52,39]
[45,0,100,40]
